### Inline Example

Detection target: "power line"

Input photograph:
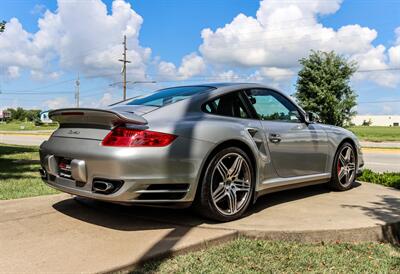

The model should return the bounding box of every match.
[358,100,400,104]
[0,72,120,93]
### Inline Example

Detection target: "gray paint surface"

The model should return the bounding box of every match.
[38,83,364,205]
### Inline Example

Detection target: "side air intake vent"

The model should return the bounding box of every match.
[136,184,190,200]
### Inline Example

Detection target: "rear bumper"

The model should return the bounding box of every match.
[39,136,214,203]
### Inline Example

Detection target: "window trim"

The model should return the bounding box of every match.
[241,88,307,123]
[201,90,255,120]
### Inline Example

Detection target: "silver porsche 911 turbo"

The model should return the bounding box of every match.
[39,83,364,221]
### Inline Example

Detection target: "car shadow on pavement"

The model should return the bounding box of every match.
[52,181,364,271]
[52,182,346,271]
[342,193,400,245]
[52,197,202,231]
[53,182,350,231]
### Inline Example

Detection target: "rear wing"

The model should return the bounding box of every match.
[49,108,147,127]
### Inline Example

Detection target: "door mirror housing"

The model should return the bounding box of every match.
[306,112,320,123]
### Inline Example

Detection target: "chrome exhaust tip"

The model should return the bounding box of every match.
[92,180,115,194]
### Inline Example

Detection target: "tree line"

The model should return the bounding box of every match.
[3,108,42,122]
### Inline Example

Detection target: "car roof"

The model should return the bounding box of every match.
[191,82,260,88]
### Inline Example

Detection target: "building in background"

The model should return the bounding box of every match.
[0,110,11,122]
[352,115,400,126]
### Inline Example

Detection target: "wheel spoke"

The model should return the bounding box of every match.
[345,169,350,183]
[233,179,250,192]
[227,189,237,214]
[339,154,346,166]
[212,183,226,203]
[345,147,352,161]
[229,156,243,178]
[338,167,346,180]
[216,161,229,180]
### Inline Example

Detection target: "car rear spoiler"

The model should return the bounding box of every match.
[49,108,148,127]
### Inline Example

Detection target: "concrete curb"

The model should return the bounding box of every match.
[238,223,400,244]
[105,231,239,274]
[98,222,400,273]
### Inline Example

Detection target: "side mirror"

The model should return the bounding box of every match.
[306,112,320,123]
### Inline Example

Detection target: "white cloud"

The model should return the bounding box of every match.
[389,45,400,67]
[388,27,400,67]
[259,67,294,81]
[198,0,398,87]
[0,18,44,72]
[30,69,62,81]
[351,45,399,88]
[178,53,206,79]
[30,4,46,15]
[98,92,114,107]
[394,27,400,45]
[216,70,241,82]
[157,52,205,80]
[44,97,71,109]
[6,66,20,79]
[0,0,150,81]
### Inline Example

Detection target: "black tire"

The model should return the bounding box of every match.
[194,147,255,222]
[328,142,357,191]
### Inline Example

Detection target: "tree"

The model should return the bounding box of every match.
[295,50,358,127]
[6,108,41,122]
[362,119,372,126]
[0,20,6,33]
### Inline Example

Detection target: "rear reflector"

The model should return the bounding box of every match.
[61,112,84,116]
[101,127,177,147]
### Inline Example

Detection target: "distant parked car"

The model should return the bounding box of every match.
[39,83,364,221]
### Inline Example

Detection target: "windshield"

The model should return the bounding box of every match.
[125,86,214,107]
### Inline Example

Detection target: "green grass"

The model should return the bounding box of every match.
[348,126,400,142]
[0,121,58,131]
[359,169,400,189]
[0,143,58,200]
[135,238,400,273]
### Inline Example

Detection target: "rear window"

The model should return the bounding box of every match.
[125,86,214,107]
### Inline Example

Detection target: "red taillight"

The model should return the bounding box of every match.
[101,127,177,147]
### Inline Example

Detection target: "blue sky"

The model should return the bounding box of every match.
[0,0,399,114]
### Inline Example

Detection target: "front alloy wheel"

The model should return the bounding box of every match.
[195,147,254,221]
[329,142,356,191]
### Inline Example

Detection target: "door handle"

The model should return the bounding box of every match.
[269,133,282,143]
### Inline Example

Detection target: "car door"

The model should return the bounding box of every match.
[243,88,329,178]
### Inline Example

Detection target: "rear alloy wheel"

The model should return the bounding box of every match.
[195,147,254,222]
[329,142,356,191]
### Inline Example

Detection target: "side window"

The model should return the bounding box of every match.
[203,92,249,119]
[245,89,302,122]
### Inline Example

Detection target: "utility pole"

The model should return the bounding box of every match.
[75,73,80,108]
[118,35,131,101]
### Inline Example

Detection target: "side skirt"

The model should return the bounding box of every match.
[255,173,331,200]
